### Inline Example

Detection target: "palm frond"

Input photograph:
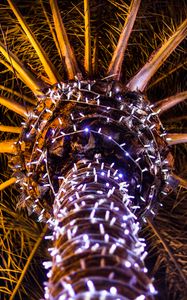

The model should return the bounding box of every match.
[49,0,80,79]
[0,140,17,154]
[10,224,48,300]
[154,91,187,114]
[7,0,60,84]
[0,178,16,191]
[166,133,187,145]
[144,188,187,300]
[40,0,61,59]
[107,0,141,80]
[84,0,92,76]
[0,41,44,94]
[0,186,49,299]
[0,1,186,299]
[0,126,21,134]
[126,19,187,91]
[0,84,36,105]
[0,95,29,117]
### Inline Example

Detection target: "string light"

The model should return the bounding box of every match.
[11,78,174,299]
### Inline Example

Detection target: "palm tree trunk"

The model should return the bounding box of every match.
[45,160,155,300]
[10,80,172,299]
[23,81,169,300]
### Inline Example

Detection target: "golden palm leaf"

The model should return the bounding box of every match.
[0,1,186,299]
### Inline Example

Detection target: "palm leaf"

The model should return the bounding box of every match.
[0,1,186,299]
[144,188,187,300]
[7,0,60,84]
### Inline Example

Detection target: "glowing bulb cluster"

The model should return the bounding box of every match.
[11,78,173,299]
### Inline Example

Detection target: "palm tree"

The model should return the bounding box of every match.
[0,0,187,299]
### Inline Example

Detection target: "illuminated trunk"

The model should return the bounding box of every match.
[44,161,155,300]
[12,81,171,300]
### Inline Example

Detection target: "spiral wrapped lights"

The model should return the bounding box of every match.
[11,79,173,299]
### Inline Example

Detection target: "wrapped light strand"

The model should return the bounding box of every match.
[10,79,174,299]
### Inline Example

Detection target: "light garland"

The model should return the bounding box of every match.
[10,79,173,299]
